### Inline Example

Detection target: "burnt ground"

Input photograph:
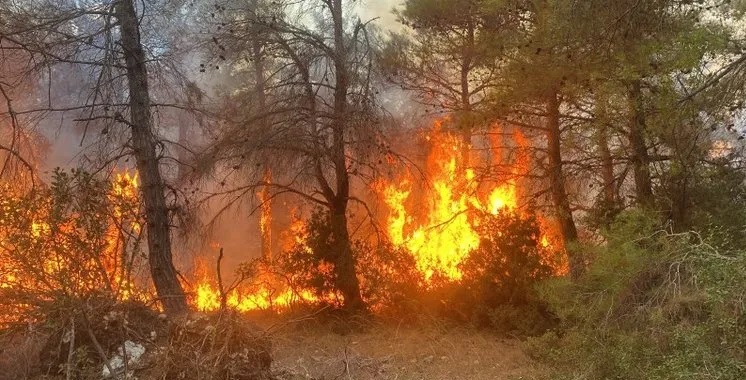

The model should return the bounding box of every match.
[269,321,548,380]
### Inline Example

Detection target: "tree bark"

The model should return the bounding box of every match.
[599,125,616,205]
[546,91,582,279]
[329,0,364,311]
[329,199,364,311]
[250,3,273,262]
[669,170,690,232]
[116,0,187,315]
[458,20,475,170]
[597,122,621,226]
[628,80,654,207]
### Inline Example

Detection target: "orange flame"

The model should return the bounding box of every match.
[0,169,145,325]
[380,120,546,283]
[189,211,326,312]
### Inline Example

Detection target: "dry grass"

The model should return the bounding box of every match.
[268,319,548,380]
[0,332,47,380]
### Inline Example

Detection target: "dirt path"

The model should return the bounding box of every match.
[271,323,547,380]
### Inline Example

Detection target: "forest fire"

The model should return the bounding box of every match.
[1,121,558,317]
[189,211,325,312]
[379,120,553,283]
[0,169,145,325]
[4,1,746,378]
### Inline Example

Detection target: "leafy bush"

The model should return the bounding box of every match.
[355,240,422,311]
[278,208,560,333]
[461,212,556,306]
[687,160,746,248]
[453,211,559,335]
[528,209,746,379]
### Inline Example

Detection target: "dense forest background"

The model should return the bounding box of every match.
[1,0,745,379]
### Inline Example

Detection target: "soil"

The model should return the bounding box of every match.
[269,321,547,380]
[1,313,548,380]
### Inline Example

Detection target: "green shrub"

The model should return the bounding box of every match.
[445,211,560,335]
[528,210,746,379]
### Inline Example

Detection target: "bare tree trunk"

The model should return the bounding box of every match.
[597,123,621,227]
[669,171,690,232]
[598,125,616,206]
[628,80,654,207]
[258,168,273,261]
[546,91,582,279]
[176,114,190,181]
[329,0,364,311]
[458,20,475,171]
[117,0,187,315]
[250,6,273,261]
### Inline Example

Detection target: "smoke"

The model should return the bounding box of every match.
[360,0,404,32]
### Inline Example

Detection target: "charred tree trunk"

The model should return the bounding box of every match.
[458,20,475,171]
[546,91,582,279]
[329,0,364,311]
[117,0,187,315]
[250,6,273,262]
[329,198,364,311]
[628,80,654,207]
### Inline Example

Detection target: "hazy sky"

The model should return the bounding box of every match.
[360,0,403,31]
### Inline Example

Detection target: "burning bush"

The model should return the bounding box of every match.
[415,211,560,334]
[355,241,422,312]
[0,169,147,327]
[276,209,421,311]
[274,210,341,304]
[274,206,559,334]
[460,211,557,307]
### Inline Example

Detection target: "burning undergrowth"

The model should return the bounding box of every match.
[0,120,566,378]
[0,169,149,328]
[0,170,272,379]
[182,119,565,335]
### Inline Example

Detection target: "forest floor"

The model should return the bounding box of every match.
[0,312,549,380]
[265,318,548,380]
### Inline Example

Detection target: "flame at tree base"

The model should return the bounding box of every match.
[1,120,565,319]
[379,120,561,285]
[190,120,564,311]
